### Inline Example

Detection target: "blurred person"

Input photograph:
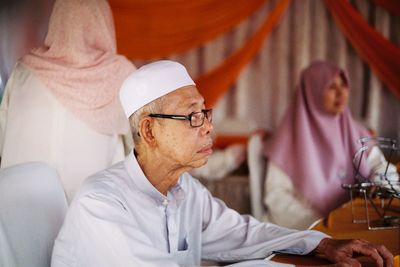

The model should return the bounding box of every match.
[0,0,135,202]
[52,60,393,267]
[263,61,398,230]
[190,143,246,180]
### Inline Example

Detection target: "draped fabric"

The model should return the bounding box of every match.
[369,0,400,16]
[324,0,400,99]
[20,0,135,135]
[195,0,290,107]
[126,0,398,143]
[192,0,399,142]
[109,0,267,59]
[1,0,399,144]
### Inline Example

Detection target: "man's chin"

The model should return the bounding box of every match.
[192,157,209,169]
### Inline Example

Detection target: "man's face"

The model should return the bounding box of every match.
[152,85,213,170]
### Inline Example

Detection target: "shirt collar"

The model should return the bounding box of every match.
[124,150,186,206]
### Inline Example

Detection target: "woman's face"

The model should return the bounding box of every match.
[322,74,349,115]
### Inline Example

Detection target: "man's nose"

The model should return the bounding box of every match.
[202,118,213,135]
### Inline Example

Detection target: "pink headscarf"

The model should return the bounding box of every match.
[20,0,135,135]
[265,61,370,216]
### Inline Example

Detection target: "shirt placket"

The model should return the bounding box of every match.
[163,198,179,253]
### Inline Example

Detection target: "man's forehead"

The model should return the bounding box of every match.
[164,86,204,109]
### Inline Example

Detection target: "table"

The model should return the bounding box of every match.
[271,198,400,266]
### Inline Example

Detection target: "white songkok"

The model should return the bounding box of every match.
[119,60,196,118]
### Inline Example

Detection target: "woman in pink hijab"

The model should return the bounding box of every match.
[0,0,135,202]
[262,61,374,229]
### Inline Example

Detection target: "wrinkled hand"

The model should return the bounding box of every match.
[313,238,393,267]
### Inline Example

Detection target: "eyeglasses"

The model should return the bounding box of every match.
[149,109,212,128]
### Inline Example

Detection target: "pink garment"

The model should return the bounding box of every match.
[265,61,370,217]
[20,0,135,135]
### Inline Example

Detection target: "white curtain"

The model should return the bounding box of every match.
[133,0,400,141]
[1,0,398,140]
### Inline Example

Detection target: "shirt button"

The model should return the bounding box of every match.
[162,199,169,206]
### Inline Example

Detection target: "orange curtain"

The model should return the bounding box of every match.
[369,0,400,16]
[109,0,266,59]
[325,0,400,99]
[196,0,291,107]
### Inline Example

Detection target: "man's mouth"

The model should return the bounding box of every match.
[198,144,213,154]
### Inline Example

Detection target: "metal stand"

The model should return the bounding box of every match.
[343,137,399,230]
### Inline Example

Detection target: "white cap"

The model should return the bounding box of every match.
[119,60,195,118]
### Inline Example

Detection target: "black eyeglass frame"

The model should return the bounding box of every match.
[148,109,212,127]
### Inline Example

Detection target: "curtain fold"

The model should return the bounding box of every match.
[109,0,267,59]
[369,0,400,16]
[195,0,291,107]
[324,0,400,99]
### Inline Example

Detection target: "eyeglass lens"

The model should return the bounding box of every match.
[191,110,212,127]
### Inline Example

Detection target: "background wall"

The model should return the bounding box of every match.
[1,0,399,141]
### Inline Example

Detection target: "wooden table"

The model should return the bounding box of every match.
[271,198,400,266]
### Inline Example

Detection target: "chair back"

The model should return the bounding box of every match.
[0,162,68,267]
[247,134,267,220]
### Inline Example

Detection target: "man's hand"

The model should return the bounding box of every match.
[313,238,393,267]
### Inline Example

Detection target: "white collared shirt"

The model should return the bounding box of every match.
[51,151,328,267]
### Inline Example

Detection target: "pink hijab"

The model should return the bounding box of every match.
[265,61,370,216]
[20,0,135,135]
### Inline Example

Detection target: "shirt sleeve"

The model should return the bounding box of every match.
[51,190,180,267]
[263,162,321,230]
[367,146,399,182]
[226,259,294,267]
[199,182,328,263]
[190,149,236,180]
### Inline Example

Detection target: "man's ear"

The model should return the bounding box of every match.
[139,117,156,145]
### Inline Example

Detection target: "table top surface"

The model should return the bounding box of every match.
[271,197,400,266]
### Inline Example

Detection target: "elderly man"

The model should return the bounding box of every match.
[52,61,393,267]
